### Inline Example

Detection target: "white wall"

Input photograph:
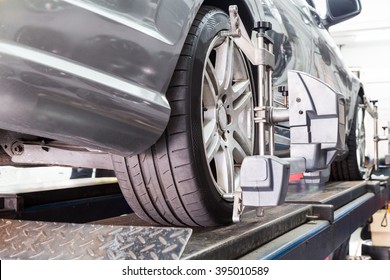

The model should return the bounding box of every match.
[330,0,390,160]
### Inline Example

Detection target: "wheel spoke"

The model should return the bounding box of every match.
[206,133,222,163]
[215,38,234,89]
[204,59,219,105]
[203,120,218,147]
[233,91,253,114]
[215,144,235,194]
[232,80,251,101]
[233,129,252,158]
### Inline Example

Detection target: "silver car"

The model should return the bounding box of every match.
[0,0,365,226]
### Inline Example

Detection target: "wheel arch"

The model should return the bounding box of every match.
[201,0,262,103]
[358,86,365,99]
[357,84,366,101]
[202,0,257,33]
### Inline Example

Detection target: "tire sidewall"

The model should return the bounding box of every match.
[188,9,233,223]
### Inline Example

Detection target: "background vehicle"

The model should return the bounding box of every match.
[0,0,364,226]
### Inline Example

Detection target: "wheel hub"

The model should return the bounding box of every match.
[217,104,228,131]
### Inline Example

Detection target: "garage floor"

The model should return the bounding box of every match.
[348,167,390,260]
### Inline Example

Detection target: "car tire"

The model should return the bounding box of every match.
[330,96,366,181]
[112,6,255,226]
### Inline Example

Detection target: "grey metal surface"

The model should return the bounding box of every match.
[285,157,306,174]
[0,0,205,155]
[239,180,388,259]
[9,144,114,170]
[0,195,19,219]
[386,123,390,165]
[182,204,313,259]
[242,184,388,259]
[0,219,192,260]
[285,180,375,209]
[0,180,131,223]
[0,41,170,156]
[309,205,334,223]
[240,156,290,206]
[241,220,330,260]
[227,6,275,68]
[183,180,386,259]
[388,123,390,163]
[288,71,345,172]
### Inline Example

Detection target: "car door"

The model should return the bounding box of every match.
[308,4,358,128]
[260,0,314,152]
[261,0,314,100]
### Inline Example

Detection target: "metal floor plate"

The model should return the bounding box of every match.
[0,219,192,260]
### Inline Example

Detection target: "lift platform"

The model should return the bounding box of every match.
[0,178,388,260]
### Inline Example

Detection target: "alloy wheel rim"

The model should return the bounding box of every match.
[201,35,254,201]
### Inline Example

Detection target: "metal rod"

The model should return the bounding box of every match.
[257,35,266,156]
[364,100,376,118]
[374,109,379,171]
[268,42,275,156]
[388,124,390,157]
[271,108,289,123]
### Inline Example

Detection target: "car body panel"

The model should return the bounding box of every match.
[264,0,361,135]
[0,41,170,154]
[263,0,314,101]
[0,0,203,155]
[310,14,362,132]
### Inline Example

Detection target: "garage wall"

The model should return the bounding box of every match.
[330,0,390,161]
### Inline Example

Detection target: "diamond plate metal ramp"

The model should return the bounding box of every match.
[0,219,192,260]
